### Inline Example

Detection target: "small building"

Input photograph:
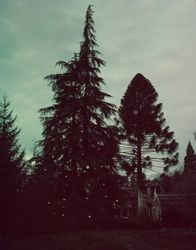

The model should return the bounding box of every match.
[116,142,196,224]
[116,186,137,219]
[145,179,165,217]
[151,142,196,224]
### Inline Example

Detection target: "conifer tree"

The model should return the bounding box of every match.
[76,5,120,214]
[0,95,25,235]
[38,55,85,219]
[119,73,178,214]
[39,5,121,220]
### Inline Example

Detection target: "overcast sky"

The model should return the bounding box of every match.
[0,0,196,164]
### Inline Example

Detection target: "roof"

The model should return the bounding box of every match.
[145,178,163,187]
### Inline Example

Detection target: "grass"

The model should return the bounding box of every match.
[1,231,126,250]
[1,229,196,250]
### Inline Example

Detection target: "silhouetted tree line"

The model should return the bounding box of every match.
[0,5,178,236]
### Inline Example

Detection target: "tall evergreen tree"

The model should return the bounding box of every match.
[119,73,178,214]
[76,6,120,218]
[39,5,121,221]
[0,96,25,236]
[38,55,83,219]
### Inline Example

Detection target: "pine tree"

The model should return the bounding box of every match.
[38,5,121,221]
[0,95,25,236]
[119,73,178,215]
[186,141,194,158]
[76,6,120,219]
[38,55,84,219]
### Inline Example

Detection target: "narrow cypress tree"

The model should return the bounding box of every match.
[0,95,25,236]
[119,73,178,215]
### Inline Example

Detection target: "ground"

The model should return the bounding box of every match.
[1,229,196,250]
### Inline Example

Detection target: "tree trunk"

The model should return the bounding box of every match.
[137,139,144,216]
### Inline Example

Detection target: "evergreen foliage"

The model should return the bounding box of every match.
[119,73,178,190]
[0,95,25,235]
[38,5,121,221]
[186,141,194,158]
